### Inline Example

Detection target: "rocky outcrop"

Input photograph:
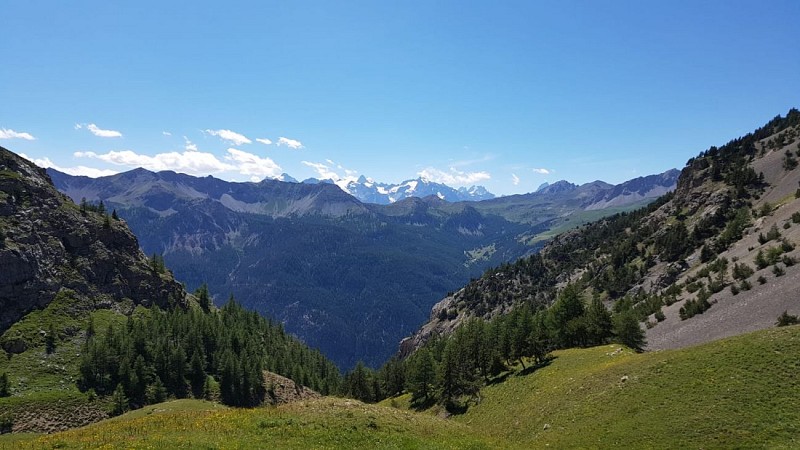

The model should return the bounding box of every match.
[263,371,321,405]
[0,146,186,335]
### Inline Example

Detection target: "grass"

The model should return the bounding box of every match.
[0,291,126,397]
[0,291,129,435]
[18,398,492,449]
[5,326,799,448]
[457,325,800,448]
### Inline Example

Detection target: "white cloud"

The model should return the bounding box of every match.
[511,173,520,185]
[162,131,172,136]
[75,149,234,175]
[302,161,340,180]
[277,137,303,149]
[301,160,358,190]
[19,153,117,177]
[184,136,198,152]
[78,123,123,138]
[417,167,491,186]
[74,147,282,180]
[0,128,36,140]
[532,168,551,175]
[256,138,272,145]
[224,148,282,179]
[205,129,252,146]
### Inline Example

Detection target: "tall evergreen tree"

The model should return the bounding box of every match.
[379,357,406,397]
[195,283,212,312]
[614,310,646,351]
[346,362,373,403]
[0,372,9,397]
[407,347,436,405]
[585,296,613,346]
[111,383,129,416]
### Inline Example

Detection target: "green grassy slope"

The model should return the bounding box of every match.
[458,325,800,448]
[10,398,492,449]
[7,325,798,449]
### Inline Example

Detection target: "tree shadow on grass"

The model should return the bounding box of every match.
[410,396,436,412]
[518,355,556,377]
[486,371,512,386]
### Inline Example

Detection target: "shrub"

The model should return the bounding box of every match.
[0,416,12,434]
[654,309,666,322]
[755,250,769,269]
[732,262,754,280]
[740,280,752,291]
[686,281,703,294]
[679,288,712,320]
[757,275,767,285]
[776,311,799,327]
[730,284,740,295]
[773,265,785,277]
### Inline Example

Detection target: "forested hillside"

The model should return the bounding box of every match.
[0,149,342,433]
[392,109,800,409]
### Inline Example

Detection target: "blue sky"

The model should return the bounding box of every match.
[2,1,799,195]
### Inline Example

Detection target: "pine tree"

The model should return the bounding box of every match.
[188,349,207,398]
[45,323,57,354]
[195,283,212,312]
[111,209,119,220]
[585,296,613,346]
[379,357,405,397]
[511,307,533,369]
[111,383,129,415]
[528,312,550,365]
[436,339,459,407]
[614,310,646,351]
[146,376,168,404]
[0,372,9,397]
[407,347,436,405]
[347,362,373,403]
[548,285,585,348]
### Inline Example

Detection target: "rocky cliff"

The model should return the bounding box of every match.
[0,146,185,344]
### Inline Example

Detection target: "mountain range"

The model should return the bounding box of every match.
[1,109,799,447]
[298,174,495,204]
[47,165,678,368]
[336,176,495,204]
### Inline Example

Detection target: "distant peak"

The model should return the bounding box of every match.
[539,180,577,194]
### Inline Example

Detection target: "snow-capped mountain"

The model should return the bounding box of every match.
[342,175,495,204]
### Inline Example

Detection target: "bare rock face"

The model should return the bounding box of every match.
[0,146,186,335]
[263,371,320,405]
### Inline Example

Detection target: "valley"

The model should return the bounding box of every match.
[47,166,676,368]
[3,2,799,447]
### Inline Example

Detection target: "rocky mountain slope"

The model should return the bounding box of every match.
[402,109,800,355]
[0,147,185,341]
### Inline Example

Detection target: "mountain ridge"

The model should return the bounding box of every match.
[400,109,800,358]
[44,164,679,368]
